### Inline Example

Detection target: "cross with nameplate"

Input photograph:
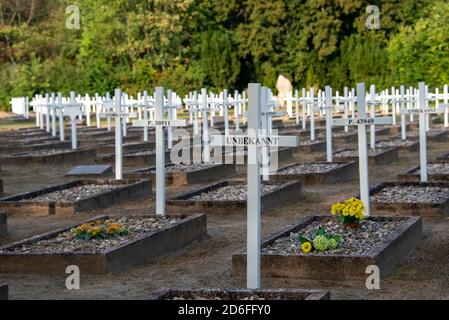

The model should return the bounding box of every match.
[63,92,85,150]
[333,83,393,217]
[47,93,66,142]
[211,83,299,289]
[400,82,449,182]
[99,88,137,180]
[133,87,188,215]
[367,84,383,150]
[313,86,333,162]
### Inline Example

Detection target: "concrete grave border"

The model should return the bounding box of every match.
[149,288,330,300]
[370,181,449,217]
[271,161,357,185]
[0,213,206,274]
[0,179,151,216]
[167,180,301,214]
[232,215,422,281]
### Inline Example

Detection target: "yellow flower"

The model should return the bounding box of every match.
[302,242,312,253]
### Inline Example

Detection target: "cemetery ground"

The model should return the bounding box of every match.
[1,124,449,299]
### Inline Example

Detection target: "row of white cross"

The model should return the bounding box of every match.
[10,81,448,291]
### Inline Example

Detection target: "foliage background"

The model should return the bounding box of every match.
[0,0,445,110]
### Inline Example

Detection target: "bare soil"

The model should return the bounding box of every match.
[1,123,449,300]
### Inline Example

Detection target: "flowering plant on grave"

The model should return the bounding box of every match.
[331,197,366,226]
[298,227,341,253]
[71,220,129,240]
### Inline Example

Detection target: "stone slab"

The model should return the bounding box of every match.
[66,165,113,178]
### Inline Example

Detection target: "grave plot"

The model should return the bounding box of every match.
[124,163,235,186]
[370,182,449,217]
[149,288,329,300]
[295,140,326,153]
[78,128,142,142]
[271,161,357,185]
[319,147,398,165]
[0,283,7,300]
[81,133,142,147]
[96,141,155,154]
[222,148,295,174]
[8,135,60,145]
[0,140,72,154]
[77,129,116,140]
[96,149,172,167]
[232,215,422,281]
[400,130,447,142]
[0,214,206,274]
[0,148,97,165]
[280,126,326,138]
[0,130,51,141]
[167,180,301,214]
[397,163,449,182]
[0,212,6,237]
[375,139,419,152]
[0,179,151,216]
[0,127,44,136]
[330,130,359,143]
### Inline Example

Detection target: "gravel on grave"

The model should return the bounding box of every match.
[156,163,217,173]
[188,184,279,201]
[372,185,449,203]
[263,217,406,256]
[414,163,449,174]
[4,149,74,157]
[376,140,415,148]
[128,150,156,156]
[277,163,343,174]
[18,184,123,203]
[299,140,323,146]
[408,130,443,138]
[333,131,357,137]
[334,149,385,157]
[0,216,182,254]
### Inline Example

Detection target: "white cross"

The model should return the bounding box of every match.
[400,82,449,182]
[333,83,393,217]
[133,87,188,216]
[366,84,383,150]
[211,83,298,289]
[186,89,221,162]
[99,89,137,180]
[47,93,66,142]
[63,92,84,150]
[305,89,325,141]
[166,90,183,149]
[101,97,116,132]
